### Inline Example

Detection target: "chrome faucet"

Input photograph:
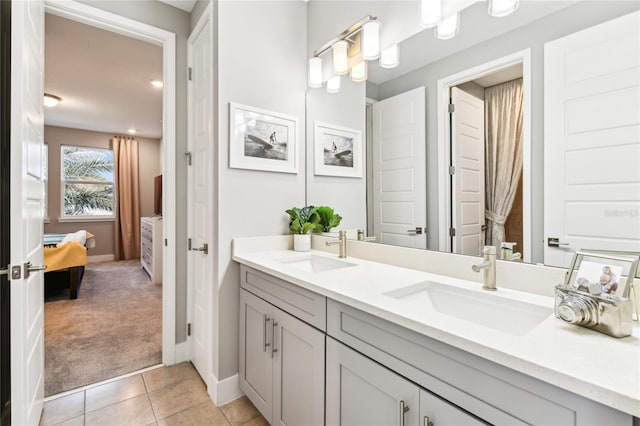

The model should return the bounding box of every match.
[357,229,376,242]
[472,246,497,291]
[326,230,347,258]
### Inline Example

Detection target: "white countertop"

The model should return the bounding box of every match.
[232,241,640,418]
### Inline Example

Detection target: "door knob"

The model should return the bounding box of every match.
[24,261,47,279]
[407,227,424,235]
[548,237,570,248]
[192,243,208,255]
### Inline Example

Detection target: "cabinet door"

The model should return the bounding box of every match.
[239,289,273,423]
[326,337,420,426]
[419,390,486,426]
[272,308,325,426]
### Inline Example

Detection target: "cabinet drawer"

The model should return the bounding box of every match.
[240,266,326,331]
[327,300,630,426]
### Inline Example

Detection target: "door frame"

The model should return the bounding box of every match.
[436,49,532,262]
[43,0,178,365]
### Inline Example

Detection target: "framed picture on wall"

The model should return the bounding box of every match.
[313,121,362,178]
[229,102,298,174]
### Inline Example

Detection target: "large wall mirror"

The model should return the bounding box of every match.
[305,0,640,267]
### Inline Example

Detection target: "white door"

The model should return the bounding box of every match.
[10,0,45,424]
[372,87,427,249]
[451,87,485,256]
[187,9,214,385]
[544,11,640,267]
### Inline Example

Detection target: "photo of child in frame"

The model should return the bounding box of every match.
[574,261,622,296]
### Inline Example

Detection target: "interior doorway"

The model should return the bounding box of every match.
[437,49,532,262]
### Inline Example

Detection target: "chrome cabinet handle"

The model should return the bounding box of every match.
[399,400,409,426]
[263,315,271,352]
[271,321,278,358]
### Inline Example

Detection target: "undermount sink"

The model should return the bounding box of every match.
[384,281,553,336]
[278,254,356,273]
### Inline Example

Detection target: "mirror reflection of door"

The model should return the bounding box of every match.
[371,87,427,249]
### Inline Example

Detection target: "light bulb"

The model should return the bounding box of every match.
[350,61,367,82]
[379,45,399,69]
[326,75,341,94]
[488,0,519,17]
[308,57,323,88]
[435,13,459,40]
[332,40,349,75]
[362,20,380,61]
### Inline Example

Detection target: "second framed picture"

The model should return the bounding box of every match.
[313,122,362,178]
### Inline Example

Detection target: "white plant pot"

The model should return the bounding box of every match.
[293,233,311,252]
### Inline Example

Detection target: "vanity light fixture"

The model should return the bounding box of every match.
[326,75,341,94]
[435,13,459,40]
[308,15,385,91]
[43,93,62,108]
[488,0,520,17]
[379,44,400,69]
[421,0,442,27]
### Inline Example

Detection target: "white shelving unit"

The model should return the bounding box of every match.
[141,216,163,284]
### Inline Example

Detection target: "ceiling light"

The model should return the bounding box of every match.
[379,45,400,69]
[435,13,459,40]
[421,0,442,28]
[43,93,62,108]
[128,129,137,134]
[332,40,349,76]
[488,0,519,17]
[362,20,380,61]
[350,61,367,82]
[150,80,164,88]
[308,57,323,88]
[326,75,341,94]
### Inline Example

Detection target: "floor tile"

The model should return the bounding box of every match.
[157,401,229,426]
[240,415,269,426]
[148,377,210,420]
[85,394,155,426]
[85,374,147,412]
[142,362,198,392]
[220,396,261,426]
[52,414,84,426]
[40,391,84,426]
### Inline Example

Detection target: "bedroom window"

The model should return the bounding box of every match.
[61,145,115,219]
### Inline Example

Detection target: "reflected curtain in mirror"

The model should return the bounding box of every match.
[113,137,140,260]
[484,78,523,249]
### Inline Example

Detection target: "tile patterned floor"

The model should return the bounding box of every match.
[40,362,268,426]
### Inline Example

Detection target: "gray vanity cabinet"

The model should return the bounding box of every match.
[239,282,325,426]
[419,390,486,426]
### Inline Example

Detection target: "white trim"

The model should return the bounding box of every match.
[174,341,190,363]
[87,254,115,263]
[436,49,532,262]
[208,373,243,407]
[44,0,178,366]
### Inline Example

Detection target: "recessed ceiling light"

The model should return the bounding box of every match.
[128,129,137,134]
[150,80,164,88]
[43,93,62,108]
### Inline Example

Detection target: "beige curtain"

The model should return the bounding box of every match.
[113,137,140,260]
[484,78,523,249]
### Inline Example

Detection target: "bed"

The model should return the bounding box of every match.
[44,231,95,299]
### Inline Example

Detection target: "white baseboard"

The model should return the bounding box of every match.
[208,373,243,406]
[174,341,190,363]
[87,254,115,263]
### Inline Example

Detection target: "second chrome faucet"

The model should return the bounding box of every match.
[472,245,497,291]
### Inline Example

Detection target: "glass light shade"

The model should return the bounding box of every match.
[43,93,62,108]
[488,0,519,17]
[326,75,341,93]
[308,57,323,88]
[379,45,400,69]
[350,61,367,82]
[332,40,349,75]
[435,13,459,40]
[362,20,380,60]
[421,0,442,28]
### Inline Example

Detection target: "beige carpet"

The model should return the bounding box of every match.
[44,260,162,396]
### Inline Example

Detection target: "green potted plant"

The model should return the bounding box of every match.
[316,206,343,235]
[285,206,322,251]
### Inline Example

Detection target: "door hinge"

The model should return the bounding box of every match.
[0,265,22,280]
[448,103,455,113]
[164,239,168,247]
[449,227,456,237]
[187,323,192,336]
[449,165,455,175]
[188,67,193,81]
[185,152,192,165]
[187,238,192,250]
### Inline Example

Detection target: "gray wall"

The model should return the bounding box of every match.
[44,126,161,257]
[377,1,640,263]
[78,0,191,342]
[216,1,307,380]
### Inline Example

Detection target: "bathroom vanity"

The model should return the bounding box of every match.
[233,236,639,425]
